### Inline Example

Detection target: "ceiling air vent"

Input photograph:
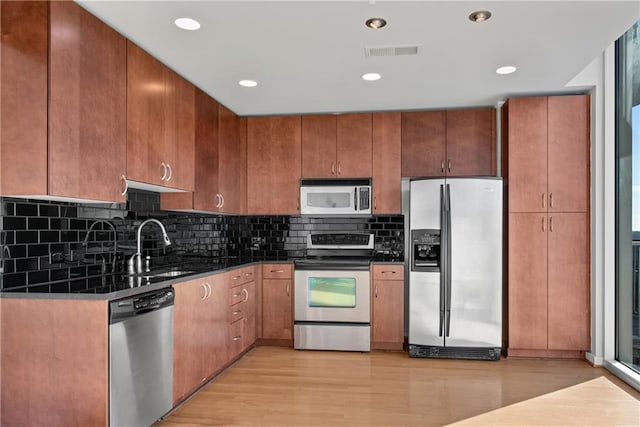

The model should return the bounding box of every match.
[364,45,419,57]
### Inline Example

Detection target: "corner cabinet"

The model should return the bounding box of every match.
[401,108,496,177]
[247,116,302,214]
[1,1,127,202]
[126,41,195,191]
[504,95,590,358]
[259,264,294,345]
[301,114,372,178]
[371,264,405,350]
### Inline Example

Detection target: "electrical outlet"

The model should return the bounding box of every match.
[49,252,66,263]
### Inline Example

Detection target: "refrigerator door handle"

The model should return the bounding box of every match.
[439,183,446,337]
[445,183,453,337]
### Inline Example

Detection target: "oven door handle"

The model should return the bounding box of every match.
[294,263,370,271]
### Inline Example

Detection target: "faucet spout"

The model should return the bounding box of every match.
[128,219,172,275]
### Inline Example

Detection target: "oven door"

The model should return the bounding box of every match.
[294,268,370,323]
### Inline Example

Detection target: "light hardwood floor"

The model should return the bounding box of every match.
[157,347,640,426]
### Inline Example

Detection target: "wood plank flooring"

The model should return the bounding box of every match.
[157,347,640,426]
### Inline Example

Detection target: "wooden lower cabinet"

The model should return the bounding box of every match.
[260,264,294,344]
[227,267,257,360]
[371,264,405,350]
[507,212,590,357]
[1,298,109,427]
[173,275,227,403]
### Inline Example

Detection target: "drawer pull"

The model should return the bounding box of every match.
[232,336,241,341]
[381,270,396,274]
[286,283,290,297]
[233,310,242,315]
[242,288,249,302]
[245,272,253,277]
[271,269,285,273]
[233,292,242,297]
[233,275,241,280]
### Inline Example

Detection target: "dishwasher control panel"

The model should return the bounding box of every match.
[110,288,174,324]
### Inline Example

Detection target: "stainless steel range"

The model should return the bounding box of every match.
[294,232,374,352]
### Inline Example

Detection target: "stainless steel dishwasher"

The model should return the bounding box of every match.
[109,288,174,427]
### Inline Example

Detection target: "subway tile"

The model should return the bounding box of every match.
[50,282,70,293]
[39,205,59,217]
[2,202,15,216]
[28,244,49,257]
[28,284,51,293]
[16,231,39,244]
[15,258,39,272]
[28,270,49,284]
[16,203,38,217]
[40,231,60,243]
[4,217,26,230]
[3,272,26,287]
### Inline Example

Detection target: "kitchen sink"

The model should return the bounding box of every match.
[149,270,195,278]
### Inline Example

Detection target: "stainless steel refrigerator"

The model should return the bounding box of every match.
[408,177,502,360]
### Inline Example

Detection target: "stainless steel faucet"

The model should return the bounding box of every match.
[127,219,172,275]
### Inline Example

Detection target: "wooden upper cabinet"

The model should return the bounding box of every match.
[126,41,194,191]
[302,113,372,178]
[48,1,127,203]
[247,116,302,214]
[1,1,127,202]
[302,115,337,178]
[218,104,245,214]
[372,112,401,214]
[505,97,548,213]
[445,108,495,177]
[336,113,372,178]
[161,88,219,212]
[0,1,48,196]
[547,95,590,213]
[401,111,446,177]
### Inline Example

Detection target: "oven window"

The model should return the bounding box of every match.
[308,277,356,308]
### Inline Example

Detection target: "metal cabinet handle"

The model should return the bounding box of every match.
[207,283,212,300]
[233,275,241,280]
[242,288,249,302]
[542,217,545,232]
[271,269,285,273]
[381,270,396,275]
[232,336,241,341]
[441,161,445,173]
[215,194,221,208]
[297,197,300,211]
[542,193,546,209]
[245,272,253,277]
[233,310,242,315]
[219,193,224,208]
[374,197,377,211]
[233,292,242,297]
[337,161,341,175]
[549,193,553,208]
[550,216,554,232]
[375,285,378,298]
[448,160,451,173]
[166,163,173,182]
[331,162,335,175]
[286,283,290,297]
[120,175,128,196]
[160,162,168,181]
[201,283,208,300]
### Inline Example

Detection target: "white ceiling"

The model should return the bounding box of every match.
[77,1,640,117]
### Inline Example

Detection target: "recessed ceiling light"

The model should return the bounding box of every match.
[174,17,201,31]
[469,10,492,23]
[361,73,381,81]
[238,80,258,87]
[496,66,517,75]
[365,18,387,29]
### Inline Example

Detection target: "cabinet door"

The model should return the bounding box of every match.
[48,1,127,203]
[401,111,446,177]
[247,116,301,214]
[262,279,293,340]
[193,89,220,211]
[372,112,401,214]
[547,95,590,213]
[204,275,229,376]
[243,281,257,350]
[173,278,207,403]
[506,97,548,213]
[163,69,195,191]
[372,280,404,348]
[547,213,590,350]
[445,108,495,177]
[302,115,337,178]
[218,104,243,213]
[0,1,48,196]
[336,113,372,178]
[508,213,548,351]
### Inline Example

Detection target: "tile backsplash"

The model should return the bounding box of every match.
[0,190,404,293]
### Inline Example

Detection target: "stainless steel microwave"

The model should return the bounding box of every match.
[300,179,372,215]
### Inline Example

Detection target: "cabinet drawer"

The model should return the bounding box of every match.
[372,264,404,280]
[229,319,244,354]
[229,305,245,323]
[229,285,245,306]
[227,266,256,286]
[262,264,292,279]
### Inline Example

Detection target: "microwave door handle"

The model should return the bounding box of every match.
[354,187,358,211]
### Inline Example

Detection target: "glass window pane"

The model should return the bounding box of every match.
[616,20,640,373]
[308,277,356,308]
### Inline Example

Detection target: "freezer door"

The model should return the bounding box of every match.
[408,178,445,346]
[445,178,503,348]
[409,270,443,346]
